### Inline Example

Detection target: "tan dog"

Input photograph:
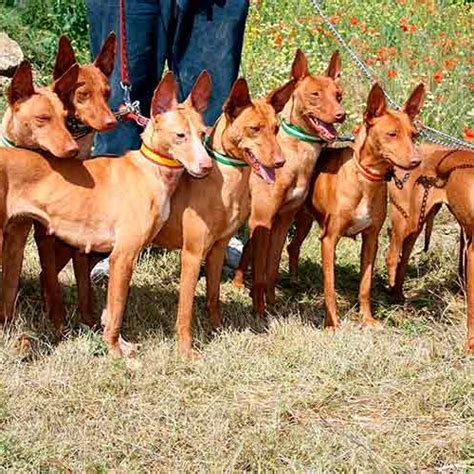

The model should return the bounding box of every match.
[0,71,213,357]
[287,83,425,329]
[1,61,79,158]
[232,49,345,315]
[384,145,474,353]
[34,33,118,327]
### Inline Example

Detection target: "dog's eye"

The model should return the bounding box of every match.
[249,126,261,134]
[387,131,398,137]
[176,132,186,139]
[77,92,90,101]
[35,115,51,126]
[312,91,320,97]
[336,93,343,102]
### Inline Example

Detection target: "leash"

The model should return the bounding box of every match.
[387,170,411,220]
[116,0,150,128]
[203,136,248,167]
[308,0,474,152]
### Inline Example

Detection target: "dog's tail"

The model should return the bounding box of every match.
[436,149,474,178]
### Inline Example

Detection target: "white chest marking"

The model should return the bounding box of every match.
[345,199,372,236]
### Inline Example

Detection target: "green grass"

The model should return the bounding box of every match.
[0,0,473,470]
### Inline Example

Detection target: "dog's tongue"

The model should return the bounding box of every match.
[310,117,338,141]
[259,164,276,184]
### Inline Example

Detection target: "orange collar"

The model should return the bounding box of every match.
[354,156,387,182]
[140,143,183,168]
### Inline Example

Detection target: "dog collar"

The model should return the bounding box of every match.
[66,117,93,140]
[0,134,41,151]
[203,136,248,168]
[140,143,183,168]
[354,155,388,183]
[280,119,328,144]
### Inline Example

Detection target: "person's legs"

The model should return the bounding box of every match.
[172,0,249,125]
[85,0,171,155]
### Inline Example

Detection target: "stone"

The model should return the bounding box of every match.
[0,32,24,77]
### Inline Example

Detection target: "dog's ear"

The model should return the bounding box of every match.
[52,63,80,103]
[151,71,177,117]
[188,70,212,113]
[291,49,309,81]
[223,78,252,121]
[267,80,295,114]
[364,83,386,124]
[53,35,76,81]
[403,83,425,122]
[94,32,116,77]
[326,50,341,82]
[7,61,35,106]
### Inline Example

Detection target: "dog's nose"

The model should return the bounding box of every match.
[335,110,346,123]
[103,116,117,131]
[64,143,79,158]
[274,156,286,168]
[410,157,421,167]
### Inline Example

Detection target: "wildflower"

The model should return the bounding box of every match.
[409,24,417,33]
[464,128,474,141]
[433,72,443,84]
[349,17,358,26]
[365,57,375,66]
[400,17,408,31]
[275,33,282,47]
[387,69,398,79]
[330,15,340,25]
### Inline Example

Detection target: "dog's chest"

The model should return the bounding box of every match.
[345,197,372,236]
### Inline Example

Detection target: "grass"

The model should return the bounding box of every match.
[0,0,473,471]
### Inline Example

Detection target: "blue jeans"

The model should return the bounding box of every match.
[86,0,249,155]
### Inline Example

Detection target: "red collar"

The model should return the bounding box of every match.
[354,156,387,182]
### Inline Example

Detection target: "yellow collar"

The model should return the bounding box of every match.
[140,143,183,168]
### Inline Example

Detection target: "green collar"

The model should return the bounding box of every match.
[0,134,40,151]
[203,136,248,168]
[280,118,327,144]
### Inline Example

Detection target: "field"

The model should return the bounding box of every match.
[0,0,473,471]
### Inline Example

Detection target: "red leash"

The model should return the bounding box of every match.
[116,0,150,127]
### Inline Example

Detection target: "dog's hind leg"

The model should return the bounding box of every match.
[1,218,31,324]
[232,238,252,289]
[465,234,474,354]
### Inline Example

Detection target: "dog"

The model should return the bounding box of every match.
[286,82,425,329]
[232,49,345,315]
[0,71,213,357]
[384,145,474,353]
[33,33,118,327]
[1,61,79,158]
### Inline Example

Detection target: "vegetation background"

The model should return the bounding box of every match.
[0,0,472,471]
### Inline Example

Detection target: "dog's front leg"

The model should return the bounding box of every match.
[250,225,271,316]
[1,218,31,324]
[359,230,381,329]
[102,248,139,358]
[176,245,204,359]
[205,238,229,329]
[321,233,339,329]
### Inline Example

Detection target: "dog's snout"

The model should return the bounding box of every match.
[64,143,80,158]
[103,116,117,131]
[410,157,421,167]
[335,110,346,123]
[274,156,286,169]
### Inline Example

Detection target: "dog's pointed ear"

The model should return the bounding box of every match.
[291,49,309,81]
[151,71,178,117]
[403,83,425,122]
[326,50,341,81]
[364,83,386,124]
[267,80,295,114]
[223,78,252,121]
[7,61,35,106]
[187,70,212,113]
[52,63,80,103]
[94,32,116,77]
[53,35,76,80]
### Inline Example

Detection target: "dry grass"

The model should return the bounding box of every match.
[0,210,472,471]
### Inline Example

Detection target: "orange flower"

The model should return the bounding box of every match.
[365,57,375,66]
[444,59,458,70]
[433,72,443,84]
[464,128,474,141]
[409,24,417,33]
[349,17,358,25]
[400,17,408,31]
[275,33,282,47]
[330,15,340,25]
[353,125,361,135]
[387,69,398,79]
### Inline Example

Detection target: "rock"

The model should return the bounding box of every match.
[0,32,24,77]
